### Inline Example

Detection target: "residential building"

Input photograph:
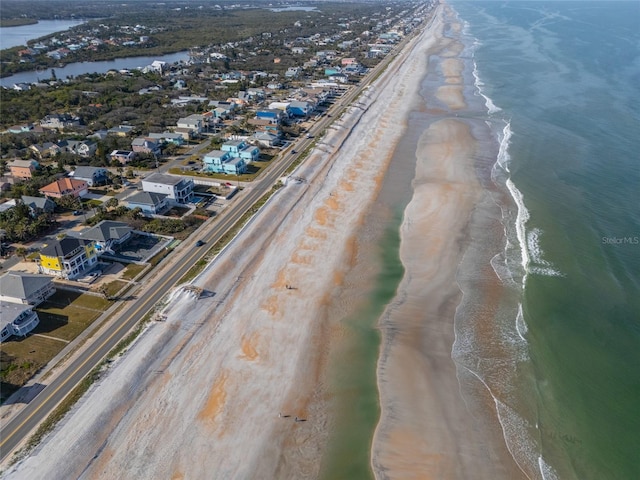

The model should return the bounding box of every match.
[0,271,55,306]
[40,113,81,130]
[1,302,40,342]
[132,137,162,155]
[288,100,314,117]
[107,125,135,136]
[38,237,98,279]
[9,159,40,179]
[147,132,184,146]
[255,109,286,124]
[28,142,56,159]
[125,191,169,215]
[21,195,56,215]
[110,150,136,164]
[71,220,133,254]
[58,140,97,158]
[252,131,280,147]
[177,114,204,135]
[221,140,260,162]
[69,166,108,187]
[202,150,247,175]
[142,173,194,204]
[39,178,88,199]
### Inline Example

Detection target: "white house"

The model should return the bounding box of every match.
[142,173,194,204]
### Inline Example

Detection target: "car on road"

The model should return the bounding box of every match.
[306,134,314,138]
[291,150,297,154]
[73,210,82,216]
[195,240,205,247]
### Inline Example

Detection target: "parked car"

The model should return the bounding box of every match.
[73,210,82,216]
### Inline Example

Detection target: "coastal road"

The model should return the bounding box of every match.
[0,17,425,465]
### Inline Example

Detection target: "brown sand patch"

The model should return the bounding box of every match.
[240,334,259,361]
[271,269,288,289]
[305,226,327,239]
[325,196,339,210]
[441,58,463,78]
[344,235,359,267]
[261,295,279,317]
[436,85,466,110]
[171,473,184,480]
[339,180,354,192]
[314,207,329,226]
[198,372,228,425]
[333,270,344,286]
[291,252,312,265]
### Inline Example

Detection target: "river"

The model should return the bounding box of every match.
[0,19,87,50]
[0,51,190,88]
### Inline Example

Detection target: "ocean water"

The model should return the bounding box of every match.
[449,1,640,479]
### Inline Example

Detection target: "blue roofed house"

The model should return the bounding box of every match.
[255,109,287,124]
[69,166,109,187]
[202,150,247,175]
[288,100,314,117]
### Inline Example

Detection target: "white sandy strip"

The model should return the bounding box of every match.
[3,11,443,480]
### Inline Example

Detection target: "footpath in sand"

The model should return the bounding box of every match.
[3,8,444,480]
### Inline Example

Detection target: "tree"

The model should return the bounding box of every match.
[105,197,119,209]
[15,246,28,261]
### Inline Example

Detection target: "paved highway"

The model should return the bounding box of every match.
[0,22,421,465]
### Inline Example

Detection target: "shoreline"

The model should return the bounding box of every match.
[371,3,526,479]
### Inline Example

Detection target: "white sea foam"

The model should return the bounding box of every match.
[515,303,528,341]
[496,120,512,172]
[539,455,560,480]
[473,60,502,114]
[505,178,530,284]
[527,228,564,277]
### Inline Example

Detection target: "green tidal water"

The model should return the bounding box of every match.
[319,212,405,480]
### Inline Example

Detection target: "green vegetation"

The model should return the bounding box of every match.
[121,262,147,280]
[0,18,37,27]
[0,289,111,402]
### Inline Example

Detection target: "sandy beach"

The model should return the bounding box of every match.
[3,3,525,479]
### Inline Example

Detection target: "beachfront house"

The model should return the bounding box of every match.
[221,140,260,162]
[0,271,56,306]
[141,173,194,204]
[125,191,169,215]
[202,150,247,175]
[8,159,40,179]
[38,237,98,279]
[71,220,133,254]
[1,302,40,342]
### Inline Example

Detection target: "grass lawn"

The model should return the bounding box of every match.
[1,336,67,402]
[101,280,128,298]
[122,263,147,280]
[0,289,112,402]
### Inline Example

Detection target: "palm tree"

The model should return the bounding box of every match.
[15,246,28,261]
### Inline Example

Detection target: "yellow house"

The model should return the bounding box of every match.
[39,237,97,279]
